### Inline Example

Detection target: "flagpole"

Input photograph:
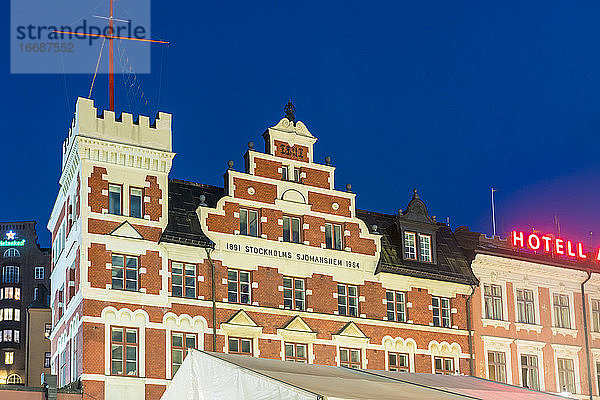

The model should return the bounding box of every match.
[491,188,497,236]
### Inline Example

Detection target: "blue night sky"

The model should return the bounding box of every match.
[2,1,600,246]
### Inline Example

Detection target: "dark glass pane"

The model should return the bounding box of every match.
[172,286,182,297]
[172,333,183,347]
[185,335,196,349]
[240,209,248,235]
[185,287,195,298]
[112,255,124,268]
[126,330,137,344]
[112,328,123,342]
[325,224,333,248]
[241,340,251,354]
[229,338,239,353]
[248,211,258,237]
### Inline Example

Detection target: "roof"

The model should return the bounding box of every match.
[357,208,478,285]
[159,179,224,248]
[163,350,570,400]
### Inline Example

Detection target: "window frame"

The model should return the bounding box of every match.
[403,231,417,260]
[171,262,197,299]
[3,265,19,283]
[337,283,358,317]
[111,254,139,292]
[108,183,123,216]
[228,337,253,356]
[388,352,409,372]
[484,284,503,320]
[281,165,289,181]
[339,347,361,369]
[4,351,14,365]
[284,342,308,363]
[110,326,139,377]
[553,293,571,329]
[227,269,251,305]
[591,299,600,333]
[432,296,451,328]
[44,352,51,368]
[239,208,259,237]
[434,356,454,375]
[557,358,576,394]
[129,186,144,219]
[34,266,45,280]
[521,354,539,390]
[171,331,197,377]
[386,291,407,322]
[325,222,343,250]
[3,248,20,258]
[283,215,302,244]
[283,277,305,311]
[516,288,536,324]
[487,351,507,383]
[418,233,432,262]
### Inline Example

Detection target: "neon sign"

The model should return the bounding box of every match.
[511,231,598,261]
[0,230,25,247]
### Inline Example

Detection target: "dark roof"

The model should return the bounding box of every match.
[159,179,224,248]
[358,200,478,286]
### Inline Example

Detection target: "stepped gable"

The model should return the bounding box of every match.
[160,179,224,247]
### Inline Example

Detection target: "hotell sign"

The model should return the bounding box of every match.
[511,230,599,261]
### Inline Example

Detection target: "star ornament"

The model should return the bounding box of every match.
[6,231,16,240]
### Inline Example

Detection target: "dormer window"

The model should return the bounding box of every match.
[403,231,433,262]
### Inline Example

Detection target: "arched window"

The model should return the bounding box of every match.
[3,248,20,258]
[7,373,22,384]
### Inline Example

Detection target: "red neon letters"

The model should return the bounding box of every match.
[510,231,591,261]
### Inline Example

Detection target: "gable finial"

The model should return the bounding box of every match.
[284,99,296,123]
[413,188,419,199]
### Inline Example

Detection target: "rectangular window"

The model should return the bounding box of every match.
[488,351,507,383]
[521,354,539,390]
[3,266,19,283]
[386,291,406,322]
[403,232,416,260]
[434,357,454,375]
[3,330,12,342]
[14,330,19,343]
[44,323,52,338]
[337,284,358,317]
[34,287,38,300]
[388,352,409,372]
[111,255,138,291]
[109,184,122,215]
[281,165,289,181]
[284,343,308,363]
[596,362,600,395]
[325,223,343,250]
[228,337,252,355]
[484,284,503,320]
[293,167,301,183]
[44,352,51,368]
[517,289,536,324]
[59,348,68,386]
[239,208,259,237]
[340,348,361,369]
[171,262,196,298]
[592,299,600,332]
[35,266,45,280]
[283,216,301,243]
[418,234,432,262]
[4,308,12,321]
[557,358,575,393]
[228,270,251,304]
[14,309,20,322]
[110,327,138,376]
[129,187,143,218]
[553,294,571,329]
[283,277,305,311]
[432,297,451,328]
[5,351,14,365]
[172,332,197,376]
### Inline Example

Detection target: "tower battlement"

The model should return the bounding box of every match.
[63,97,172,160]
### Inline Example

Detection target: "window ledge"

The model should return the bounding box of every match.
[514,322,542,333]
[551,327,577,338]
[481,319,511,329]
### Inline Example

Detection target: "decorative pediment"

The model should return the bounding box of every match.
[271,117,315,138]
[277,316,317,343]
[281,316,314,333]
[336,321,367,338]
[109,221,143,240]
[281,189,306,204]
[401,189,434,224]
[225,309,257,327]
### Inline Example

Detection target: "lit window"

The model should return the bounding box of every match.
[6,374,21,384]
[172,332,196,376]
[553,294,571,329]
[2,266,19,283]
[4,330,13,342]
[283,216,301,243]
[4,352,13,365]
[484,284,503,320]
[418,234,432,262]
[592,300,600,332]
[325,223,343,250]
[337,284,358,317]
[4,308,13,321]
[432,297,451,328]
[109,184,122,215]
[283,277,305,311]
[111,327,138,376]
[557,358,575,393]
[171,262,196,298]
[35,266,45,280]
[403,232,416,260]
[434,357,454,375]
[129,187,143,218]
[44,323,52,338]
[488,351,506,383]
[388,352,409,372]
[517,289,536,324]
[14,309,20,322]
[285,343,308,363]
[3,248,20,258]
[340,348,361,369]
[14,330,20,343]
[386,291,406,322]
[239,208,259,237]
[228,270,251,304]
[34,287,38,300]
[228,337,252,355]
[521,354,539,390]
[44,352,51,368]
[111,255,138,291]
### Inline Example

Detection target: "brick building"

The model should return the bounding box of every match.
[456,228,600,399]
[0,221,51,385]
[48,98,478,399]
